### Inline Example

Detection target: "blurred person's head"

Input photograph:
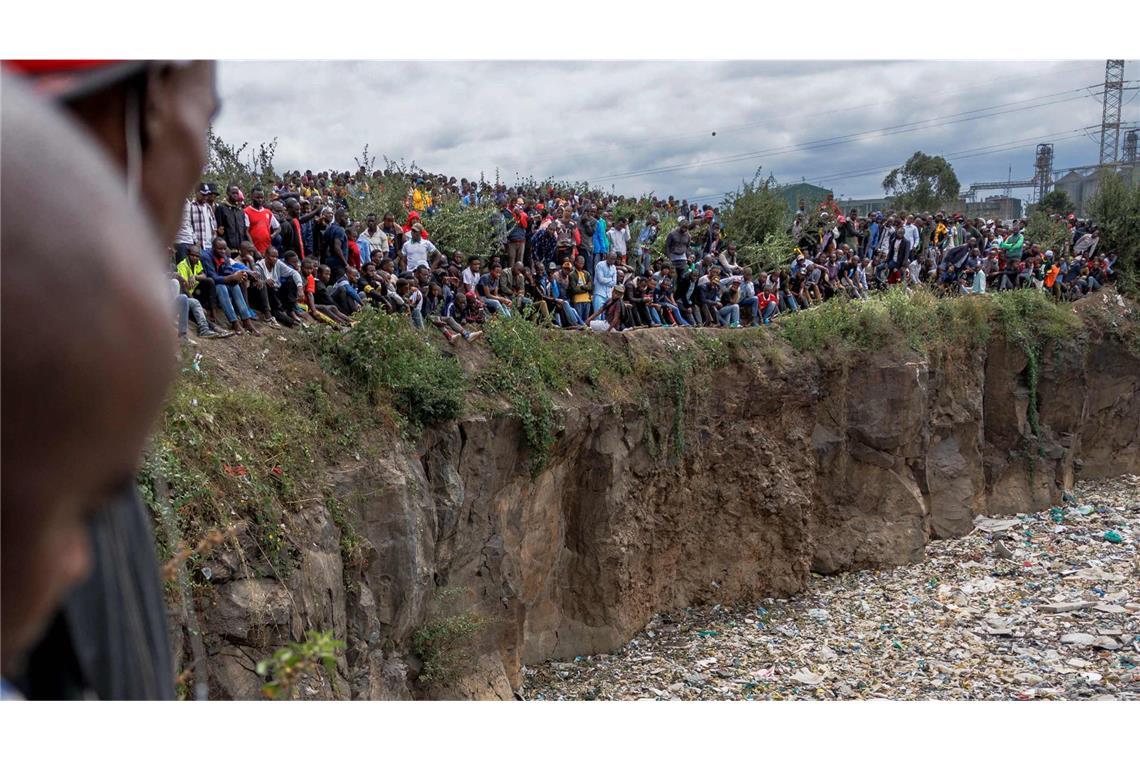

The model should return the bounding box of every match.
[1,75,175,673]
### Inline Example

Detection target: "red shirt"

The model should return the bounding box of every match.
[292,218,306,260]
[244,205,274,254]
[347,239,362,270]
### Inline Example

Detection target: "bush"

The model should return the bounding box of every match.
[718,168,787,248]
[428,199,502,261]
[412,611,485,684]
[322,310,466,432]
[202,130,278,193]
[1086,171,1140,296]
[736,230,797,273]
[1024,211,1070,255]
[478,314,632,472]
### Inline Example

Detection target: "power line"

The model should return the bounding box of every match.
[492,62,1094,180]
[583,87,1102,184]
[529,63,1095,172]
[683,127,1100,204]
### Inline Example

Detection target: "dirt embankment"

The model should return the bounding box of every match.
[171,294,1140,700]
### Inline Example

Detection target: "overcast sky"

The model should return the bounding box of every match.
[213,60,1137,203]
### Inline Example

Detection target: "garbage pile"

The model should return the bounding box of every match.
[522,475,1139,700]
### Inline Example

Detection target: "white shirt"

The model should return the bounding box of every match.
[402,239,438,272]
[607,227,630,255]
[903,223,919,251]
[257,258,303,290]
[462,266,481,292]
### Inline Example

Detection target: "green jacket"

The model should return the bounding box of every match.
[1000,232,1025,261]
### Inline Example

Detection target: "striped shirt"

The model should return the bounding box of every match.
[175,199,217,247]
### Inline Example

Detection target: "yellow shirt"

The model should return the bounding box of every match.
[412,188,431,212]
[177,258,203,286]
[571,270,590,304]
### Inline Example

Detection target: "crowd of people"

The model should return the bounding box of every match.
[170,169,1119,341]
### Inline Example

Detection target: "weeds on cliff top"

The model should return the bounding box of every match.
[320,309,466,434]
[139,368,324,581]
[776,287,1076,358]
[478,313,631,473]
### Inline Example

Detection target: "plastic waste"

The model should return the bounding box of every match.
[1103,530,1123,543]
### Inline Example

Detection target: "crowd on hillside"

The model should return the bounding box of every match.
[170,169,1119,340]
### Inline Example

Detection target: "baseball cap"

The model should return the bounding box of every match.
[4,59,150,101]
[197,182,211,195]
[412,223,425,233]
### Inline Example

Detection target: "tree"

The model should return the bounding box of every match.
[1024,211,1069,255]
[882,151,960,212]
[1037,189,1074,216]
[1086,170,1140,295]
[718,168,787,248]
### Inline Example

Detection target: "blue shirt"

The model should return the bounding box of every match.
[594,261,617,298]
[324,223,349,271]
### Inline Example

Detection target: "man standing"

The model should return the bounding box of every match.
[243,185,278,254]
[324,207,351,281]
[903,215,920,254]
[174,183,218,261]
[1000,221,1026,263]
[578,205,597,274]
[401,223,438,274]
[215,184,252,251]
[593,251,618,313]
[665,217,692,301]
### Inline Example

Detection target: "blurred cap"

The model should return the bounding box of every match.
[4,59,150,101]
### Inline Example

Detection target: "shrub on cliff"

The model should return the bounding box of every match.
[321,310,466,432]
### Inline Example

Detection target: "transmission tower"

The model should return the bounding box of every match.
[1033,143,1054,202]
[1098,59,1125,166]
[1124,129,1138,164]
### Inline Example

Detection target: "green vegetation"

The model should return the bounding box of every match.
[1024,211,1070,255]
[257,630,345,700]
[478,314,632,473]
[201,131,278,193]
[412,610,486,685]
[321,309,467,435]
[1037,189,1074,216]
[736,230,798,274]
[882,151,961,211]
[992,288,1082,438]
[427,198,501,261]
[718,169,787,250]
[139,369,327,579]
[777,287,1077,358]
[1086,171,1140,296]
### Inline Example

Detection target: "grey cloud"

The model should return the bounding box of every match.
[211,59,1130,203]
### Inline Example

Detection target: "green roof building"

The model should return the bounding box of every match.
[780,182,833,214]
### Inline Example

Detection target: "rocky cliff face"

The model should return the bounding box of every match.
[189,301,1140,700]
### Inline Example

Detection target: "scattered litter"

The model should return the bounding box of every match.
[1103,531,1123,544]
[790,669,825,686]
[974,516,1020,533]
[523,475,1140,701]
